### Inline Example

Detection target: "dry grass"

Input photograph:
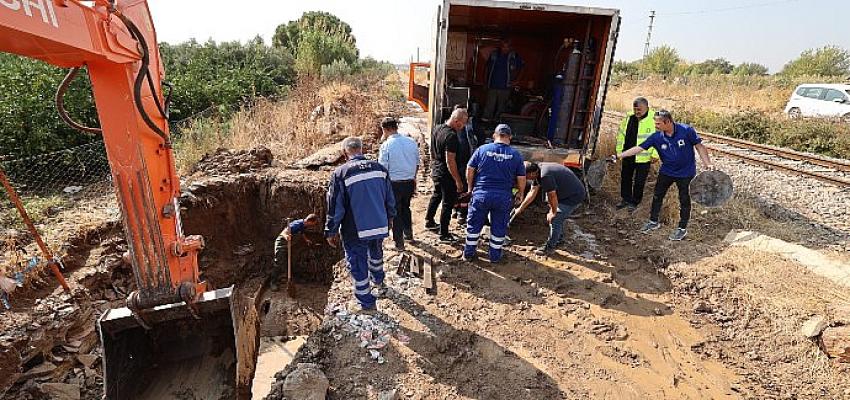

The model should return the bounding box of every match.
[174,74,404,173]
[608,74,848,116]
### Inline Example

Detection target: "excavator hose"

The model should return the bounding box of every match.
[116,13,171,146]
[55,67,102,134]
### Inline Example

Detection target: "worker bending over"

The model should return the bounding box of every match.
[614,109,715,241]
[271,214,320,290]
[325,137,396,314]
[463,124,526,263]
[514,162,586,255]
[615,97,657,210]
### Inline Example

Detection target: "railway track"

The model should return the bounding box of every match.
[602,111,850,188]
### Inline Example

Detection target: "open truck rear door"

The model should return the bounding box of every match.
[419,0,620,171]
[408,62,431,111]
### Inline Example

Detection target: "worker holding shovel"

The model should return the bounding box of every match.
[271,214,321,291]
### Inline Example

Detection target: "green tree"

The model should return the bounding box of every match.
[158,38,294,121]
[781,46,850,77]
[272,11,359,76]
[732,62,769,76]
[689,58,734,75]
[273,11,356,51]
[1,38,295,158]
[292,29,359,76]
[641,45,681,77]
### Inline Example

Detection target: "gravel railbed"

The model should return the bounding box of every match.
[713,154,850,250]
[600,112,849,251]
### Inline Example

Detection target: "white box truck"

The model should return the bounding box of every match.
[408,0,620,168]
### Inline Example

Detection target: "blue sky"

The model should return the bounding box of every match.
[150,0,850,73]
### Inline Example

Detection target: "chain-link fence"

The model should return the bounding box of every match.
[1,141,118,302]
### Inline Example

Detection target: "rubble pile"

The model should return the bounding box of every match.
[323,303,410,365]
[192,146,274,175]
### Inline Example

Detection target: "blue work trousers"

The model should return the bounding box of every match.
[464,192,512,262]
[342,238,385,308]
[547,202,579,250]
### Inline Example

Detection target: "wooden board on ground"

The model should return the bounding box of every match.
[395,253,410,276]
[422,256,436,295]
[409,255,421,278]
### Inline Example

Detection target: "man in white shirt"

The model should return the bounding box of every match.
[378,117,420,250]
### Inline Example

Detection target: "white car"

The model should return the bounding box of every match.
[784,83,850,123]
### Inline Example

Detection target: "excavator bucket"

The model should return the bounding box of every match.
[97,287,238,400]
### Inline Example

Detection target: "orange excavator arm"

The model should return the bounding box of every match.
[1,0,207,309]
[2,2,246,398]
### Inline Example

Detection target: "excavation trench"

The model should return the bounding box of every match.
[1,169,339,400]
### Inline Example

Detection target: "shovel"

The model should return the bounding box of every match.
[585,159,610,190]
[286,236,295,297]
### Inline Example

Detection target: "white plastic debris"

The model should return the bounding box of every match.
[324,301,410,364]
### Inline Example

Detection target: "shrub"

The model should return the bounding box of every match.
[781,46,850,77]
[0,39,295,159]
[732,63,769,76]
[0,54,97,157]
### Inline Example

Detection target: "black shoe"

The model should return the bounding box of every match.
[404,231,414,241]
[439,234,458,244]
[627,203,638,212]
[394,242,405,251]
[425,221,440,232]
[615,201,630,210]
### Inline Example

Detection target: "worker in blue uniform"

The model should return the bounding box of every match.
[325,137,396,314]
[271,214,320,291]
[463,124,526,263]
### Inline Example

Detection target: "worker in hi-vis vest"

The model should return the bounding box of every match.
[615,97,658,211]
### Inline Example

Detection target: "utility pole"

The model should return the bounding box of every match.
[643,10,655,58]
[416,47,420,62]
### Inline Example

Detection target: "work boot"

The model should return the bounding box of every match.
[425,221,440,232]
[640,220,661,234]
[372,282,389,298]
[439,233,459,244]
[627,203,638,212]
[668,228,687,241]
[348,300,378,315]
[534,246,555,256]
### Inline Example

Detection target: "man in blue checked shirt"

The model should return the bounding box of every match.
[378,116,419,250]
[463,124,526,263]
[326,137,396,314]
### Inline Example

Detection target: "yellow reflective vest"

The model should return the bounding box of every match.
[616,110,659,163]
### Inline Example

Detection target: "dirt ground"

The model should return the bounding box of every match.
[266,110,850,400]
[3,102,850,399]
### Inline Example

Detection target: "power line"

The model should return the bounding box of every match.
[658,0,800,16]
[643,11,656,58]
